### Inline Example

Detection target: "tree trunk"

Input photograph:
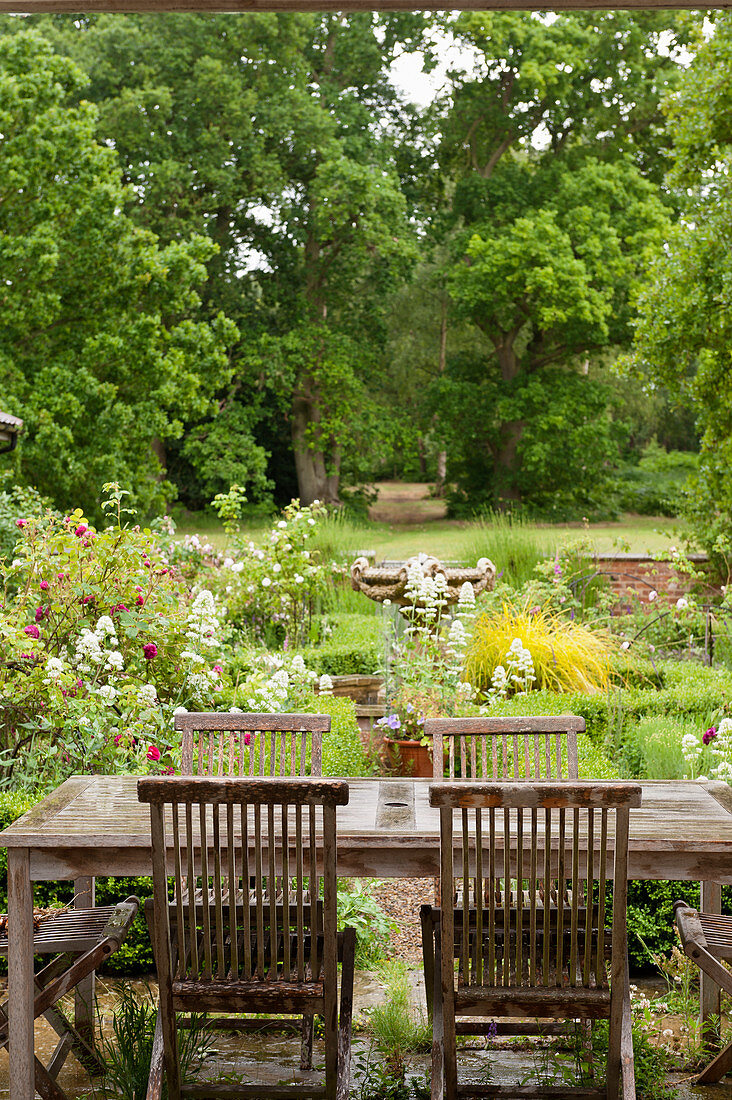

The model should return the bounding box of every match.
[492,335,524,506]
[291,377,340,506]
[433,298,449,498]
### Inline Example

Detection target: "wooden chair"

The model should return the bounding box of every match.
[423,715,583,1017]
[176,711,328,1066]
[0,897,139,1100]
[176,712,327,777]
[428,780,640,1100]
[138,775,356,1100]
[674,899,732,1083]
[428,715,583,782]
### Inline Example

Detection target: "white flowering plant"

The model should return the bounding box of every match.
[380,569,478,743]
[214,499,329,646]
[681,711,732,784]
[484,637,537,703]
[227,651,319,713]
[0,487,225,792]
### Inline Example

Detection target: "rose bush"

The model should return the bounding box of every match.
[0,493,224,790]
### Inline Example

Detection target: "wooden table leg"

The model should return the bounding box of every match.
[700,880,722,1048]
[8,848,34,1100]
[74,876,95,1042]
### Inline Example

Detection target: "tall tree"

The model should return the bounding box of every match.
[24,12,426,504]
[629,15,732,560]
[0,29,237,518]
[432,11,692,510]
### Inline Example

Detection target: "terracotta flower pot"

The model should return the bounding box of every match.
[381,736,434,778]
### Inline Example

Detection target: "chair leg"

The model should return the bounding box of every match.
[146,1006,166,1100]
[421,905,435,1021]
[336,926,356,1100]
[300,1014,314,1070]
[431,927,445,1100]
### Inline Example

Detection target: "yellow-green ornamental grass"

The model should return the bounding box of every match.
[465,603,613,696]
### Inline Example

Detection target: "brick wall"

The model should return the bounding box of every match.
[593,553,715,607]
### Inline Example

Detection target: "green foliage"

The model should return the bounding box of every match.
[0,30,237,520]
[337,880,395,967]
[218,500,330,646]
[301,614,384,677]
[0,501,224,791]
[98,984,212,1099]
[367,962,431,1081]
[0,479,51,567]
[318,694,371,778]
[460,513,559,586]
[609,442,698,518]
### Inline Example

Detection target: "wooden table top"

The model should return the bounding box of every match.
[3,775,732,882]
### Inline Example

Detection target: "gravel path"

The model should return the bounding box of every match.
[371,877,435,963]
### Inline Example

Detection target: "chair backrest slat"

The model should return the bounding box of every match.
[431,781,641,996]
[177,712,328,778]
[427,716,583,781]
[138,776,348,991]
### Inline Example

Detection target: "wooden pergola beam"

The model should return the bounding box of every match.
[0,0,719,10]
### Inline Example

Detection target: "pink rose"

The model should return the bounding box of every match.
[243,732,252,746]
[15,519,26,529]
[147,745,161,762]
[39,580,49,591]
[75,524,88,538]
[24,624,40,639]
[114,733,123,746]
[143,643,158,660]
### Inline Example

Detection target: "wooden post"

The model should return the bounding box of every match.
[8,848,34,1100]
[700,880,722,1048]
[74,876,95,1041]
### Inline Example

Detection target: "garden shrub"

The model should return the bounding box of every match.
[0,492,224,792]
[467,604,613,696]
[214,500,330,646]
[319,695,372,777]
[301,613,384,676]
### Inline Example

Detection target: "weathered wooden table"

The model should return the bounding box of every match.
[4,775,732,1099]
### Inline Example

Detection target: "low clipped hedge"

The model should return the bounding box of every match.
[301,613,384,676]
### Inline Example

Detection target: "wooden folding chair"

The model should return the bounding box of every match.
[176,711,328,1066]
[176,712,327,778]
[0,897,139,1100]
[422,715,583,1020]
[429,780,640,1100]
[138,775,356,1100]
[674,899,732,1083]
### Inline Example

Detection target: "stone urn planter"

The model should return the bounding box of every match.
[381,736,434,778]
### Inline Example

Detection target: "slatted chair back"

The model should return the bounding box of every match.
[176,712,327,777]
[427,715,582,781]
[430,781,641,1100]
[138,776,350,1100]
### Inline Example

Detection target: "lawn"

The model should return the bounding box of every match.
[173,479,687,563]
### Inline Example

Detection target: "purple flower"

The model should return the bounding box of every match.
[75,524,88,538]
[703,726,718,746]
[34,606,46,622]
[143,643,158,660]
[387,714,401,731]
[24,624,40,639]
